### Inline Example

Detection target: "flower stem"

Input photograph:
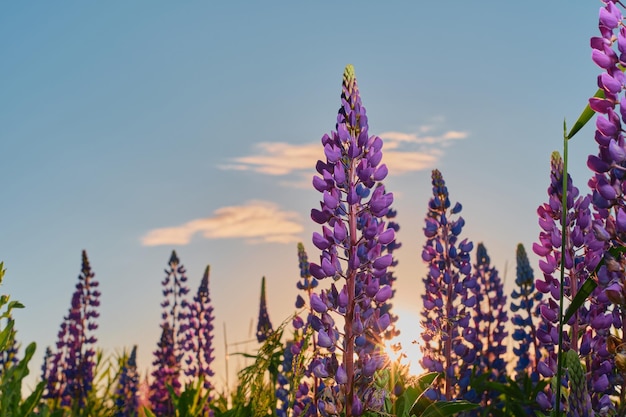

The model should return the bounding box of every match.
[555,125,569,417]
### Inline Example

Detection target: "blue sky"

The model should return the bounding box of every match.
[0,1,606,390]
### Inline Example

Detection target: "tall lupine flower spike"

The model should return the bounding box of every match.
[115,345,139,417]
[534,152,610,413]
[419,169,474,402]
[149,251,190,416]
[289,243,320,417]
[510,243,542,381]
[256,276,274,343]
[42,250,101,408]
[149,323,178,416]
[588,1,626,412]
[307,65,396,417]
[183,265,215,391]
[470,243,508,403]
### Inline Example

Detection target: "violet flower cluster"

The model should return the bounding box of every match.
[289,242,320,417]
[470,243,508,395]
[510,243,542,380]
[588,0,626,406]
[306,65,395,417]
[42,250,100,408]
[256,276,274,343]
[114,345,139,417]
[149,251,190,416]
[533,152,611,412]
[379,208,401,340]
[150,323,178,416]
[419,169,474,402]
[183,265,215,391]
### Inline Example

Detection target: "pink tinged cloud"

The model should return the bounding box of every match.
[220,142,322,175]
[219,129,468,182]
[141,200,304,246]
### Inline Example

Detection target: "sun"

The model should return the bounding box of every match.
[384,308,425,376]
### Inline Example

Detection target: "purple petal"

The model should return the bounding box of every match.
[373,164,388,181]
[589,97,614,113]
[317,330,333,348]
[312,232,330,250]
[592,49,615,69]
[373,254,393,269]
[310,293,328,313]
[375,285,392,303]
[609,139,626,162]
[333,164,346,185]
[378,228,395,245]
[587,154,611,173]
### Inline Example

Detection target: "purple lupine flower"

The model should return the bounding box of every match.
[587,1,626,412]
[256,276,274,343]
[149,251,190,416]
[276,340,295,417]
[306,65,396,417]
[183,265,215,391]
[511,243,542,381]
[534,152,610,412]
[419,169,474,402]
[379,208,401,340]
[115,345,139,417]
[470,243,508,405]
[289,243,320,417]
[149,323,178,417]
[43,250,100,408]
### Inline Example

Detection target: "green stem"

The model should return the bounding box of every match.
[555,125,569,417]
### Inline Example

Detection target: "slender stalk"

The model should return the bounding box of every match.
[442,222,453,401]
[555,126,569,417]
[223,322,229,399]
[344,157,358,417]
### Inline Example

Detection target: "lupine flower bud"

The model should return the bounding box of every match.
[256,276,274,343]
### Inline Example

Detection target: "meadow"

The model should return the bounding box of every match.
[3,1,626,416]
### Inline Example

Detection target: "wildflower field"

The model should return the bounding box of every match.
[5,1,626,417]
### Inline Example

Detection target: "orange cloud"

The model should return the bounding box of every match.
[141,200,304,246]
[220,127,468,185]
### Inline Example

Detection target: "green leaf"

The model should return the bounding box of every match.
[144,406,157,417]
[7,300,25,309]
[0,319,14,351]
[563,277,597,324]
[566,88,604,139]
[418,401,480,417]
[408,373,441,416]
[20,380,46,416]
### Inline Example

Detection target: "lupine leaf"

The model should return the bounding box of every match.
[563,245,626,323]
[563,277,597,324]
[408,372,439,416]
[20,380,45,416]
[566,88,604,139]
[0,319,14,351]
[418,401,479,417]
[396,373,438,416]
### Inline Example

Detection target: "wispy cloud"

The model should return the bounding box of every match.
[141,200,304,246]
[378,130,468,146]
[218,142,322,176]
[220,123,468,187]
